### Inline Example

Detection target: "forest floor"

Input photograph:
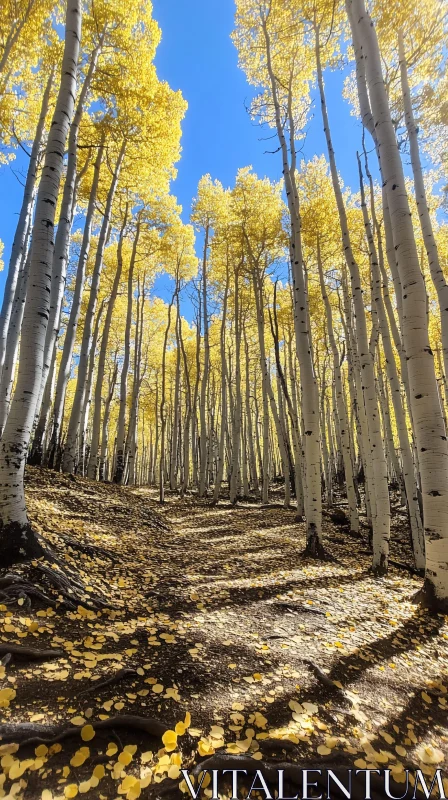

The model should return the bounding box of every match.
[0,467,447,800]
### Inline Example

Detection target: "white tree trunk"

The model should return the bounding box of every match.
[399,31,448,384]
[0,69,53,379]
[87,206,128,480]
[261,15,322,550]
[349,0,448,607]
[46,138,105,467]
[32,42,104,459]
[198,227,210,497]
[0,0,82,561]
[114,221,140,484]
[315,23,390,570]
[62,140,125,474]
[317,242,359,533]
[0,250,32,436]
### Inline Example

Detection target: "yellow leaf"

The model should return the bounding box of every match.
[81,725,95,742]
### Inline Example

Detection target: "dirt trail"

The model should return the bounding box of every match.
[0,469,447,798]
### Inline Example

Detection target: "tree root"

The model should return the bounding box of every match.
[58,533,118,563]
[78,668,139,697]
[0,524,112,611]
[274,602,326,616]
[304,660,345,694]
[0,577,58,610]
[0,644,63,662]
[0,715,170,747]
[388,559,424,577]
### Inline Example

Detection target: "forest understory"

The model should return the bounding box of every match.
[0,467,446,800]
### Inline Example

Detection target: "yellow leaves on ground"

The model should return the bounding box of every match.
[161,730,178,752]
[0,688,16,708]
[70,747,90,767]
[80,724,95,741]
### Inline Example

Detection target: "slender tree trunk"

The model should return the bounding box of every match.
[0,69,53,379]
[114,221,140,483]
[316,241,359,533]
[62,140,125,474]
[179,313,192,496]
[0,0,82,561]
[315,22,389,569]
[87,205,129,480]
[170,289,181,491]
[31,41,104,465]
[230,268,242,504]
[399,32,448,383]
[0,236,32,437]
[243,332,259,499]
[213,270,230,503]
[349,0,448,607]
[198,226,210,497]
[47,138,105,467]
[358,153,425,567]
[160,293,175,503]
[261,14,322,550]
[99,360,118,481]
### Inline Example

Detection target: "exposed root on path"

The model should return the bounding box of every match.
[0,522,112,610]
[0,715,170,748]
[78,668,140,697]
[0,644,63,661]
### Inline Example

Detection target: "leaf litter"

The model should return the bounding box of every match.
[0,467,447,798]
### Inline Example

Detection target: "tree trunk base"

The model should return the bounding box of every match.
[371,552,389,577]
[412,578,448,613]
[0,523,45,567]
[301,533,335,562]
[0,523,110,610]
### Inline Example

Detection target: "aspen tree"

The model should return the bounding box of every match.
[0,68,54,380]
[348,0,448,607]
[0,0,82,562]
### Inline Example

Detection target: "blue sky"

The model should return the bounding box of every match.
[0,0,365,313]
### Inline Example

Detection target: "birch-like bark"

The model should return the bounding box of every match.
[317,242,359,533]
[98,359,118,481]
[0,251,31,436]
[47,138,105,467]
[62,140,125,474]
[243,332,259,498]
[160,293,175,503]
[261,14,322,549]
[399,31,448,384]
[230,266,242,504]
[126,284,145,487]
[114,220,140,483]
[198,227,210,497]
[315,22,389,569]
[358,153,425,566]
[179,312,192,496]
[87,204,128,480]
[213,269,230,503]
[0,0,82,557]
[349,0,448,606]
[170,288,181,490]
[191,306,201,489]
[32,41,104,460]
[0,69,53,379]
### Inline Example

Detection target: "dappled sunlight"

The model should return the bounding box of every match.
[0,469,446,798]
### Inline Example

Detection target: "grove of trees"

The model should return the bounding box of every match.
[0,0,447,611]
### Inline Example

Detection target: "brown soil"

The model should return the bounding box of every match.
[0,468,447,799]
